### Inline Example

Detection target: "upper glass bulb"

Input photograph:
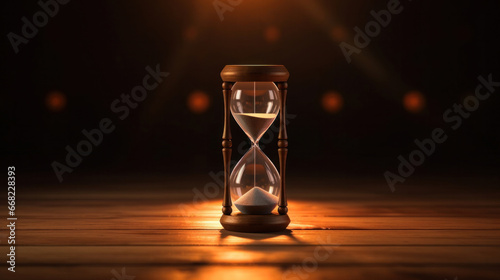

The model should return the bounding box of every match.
[230,82,280,143]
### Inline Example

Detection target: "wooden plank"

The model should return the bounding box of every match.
[4,216,498,230]
[2,246,500,266]
[3,265,499,280]
[7,199,500,218]
[2,229,500,246]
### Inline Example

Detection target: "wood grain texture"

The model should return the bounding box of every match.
[5,216,500,230]
[3,229,500,246]
[7,246,500,265]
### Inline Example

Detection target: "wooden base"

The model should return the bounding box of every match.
[220,213,290,233]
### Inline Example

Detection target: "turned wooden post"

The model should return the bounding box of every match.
[222,82,233,215]
[277,82,288,215]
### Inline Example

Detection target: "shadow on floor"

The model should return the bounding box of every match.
[219,229,305,244]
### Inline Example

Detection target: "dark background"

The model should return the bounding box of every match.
[1,0,499,185]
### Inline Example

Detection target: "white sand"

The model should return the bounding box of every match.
[234,187,278,214]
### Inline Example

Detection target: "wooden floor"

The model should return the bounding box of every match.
[1,176,499,279]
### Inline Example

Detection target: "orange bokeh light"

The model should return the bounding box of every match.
[46,91,67,112]
[321,91,344,113]
[264,26,280,43]
[187,91,210,114]
[183,26,198,41]
[331,25,348,41]
[403,91,426,113]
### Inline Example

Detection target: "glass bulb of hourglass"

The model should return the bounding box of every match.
[230,146,281,214]
[230,82,281,214]
[231,82,280,143]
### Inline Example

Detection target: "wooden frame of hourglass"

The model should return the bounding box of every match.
[220,65,290,233]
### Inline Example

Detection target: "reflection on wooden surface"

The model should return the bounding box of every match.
[0,177,499,279]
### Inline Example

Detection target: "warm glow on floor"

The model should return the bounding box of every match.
[179,266,282,280]
[180,199,326,233]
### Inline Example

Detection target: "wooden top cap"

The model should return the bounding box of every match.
[221,65,289,82]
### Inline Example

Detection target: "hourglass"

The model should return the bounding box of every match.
[220,65,290,233]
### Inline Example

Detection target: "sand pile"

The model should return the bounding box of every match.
[234,187,278,214]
